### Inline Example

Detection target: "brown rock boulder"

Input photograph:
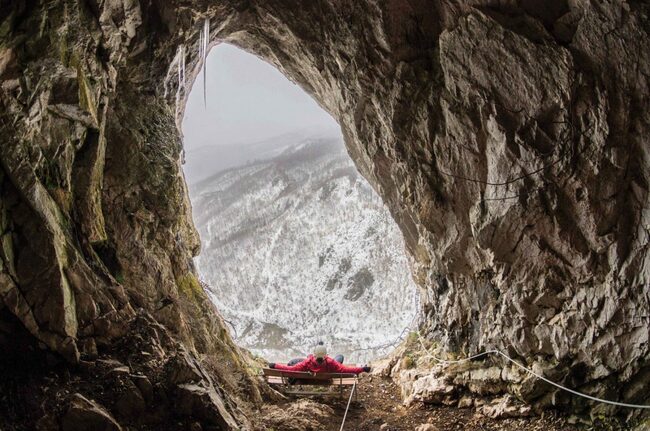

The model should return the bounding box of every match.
[61,393,122,431]
[114,380,146,419]
[175,383,238,430]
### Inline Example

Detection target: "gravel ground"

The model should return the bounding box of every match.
[258,374,584,431]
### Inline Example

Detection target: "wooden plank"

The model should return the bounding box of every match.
[285,379,356,386]
[261,368,357,380]
[304,372,357,380]
[265,377,357,386]
[262,368,313,378]
[283,391,338,396]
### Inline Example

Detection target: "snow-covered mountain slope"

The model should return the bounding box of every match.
[189,138,418,363]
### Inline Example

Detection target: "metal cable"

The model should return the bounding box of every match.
[417,334,650,409]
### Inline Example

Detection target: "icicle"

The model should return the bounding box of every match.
[198,26,204,74]
[180,44,186,89]
[174,44,187,119]
[175,51,181,116]
[202,18,210,108]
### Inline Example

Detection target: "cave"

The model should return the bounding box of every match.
[0,1,649,430]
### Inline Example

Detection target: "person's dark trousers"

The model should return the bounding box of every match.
[287,355,344,366]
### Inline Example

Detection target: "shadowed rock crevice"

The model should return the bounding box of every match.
[1,0,649,429]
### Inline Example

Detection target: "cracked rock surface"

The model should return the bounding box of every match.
[1,0,649,428]
[213,0,650,415]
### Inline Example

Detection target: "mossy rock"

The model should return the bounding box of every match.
[176,272,204,303]
[76,63,98,124]
[401,354,416,370]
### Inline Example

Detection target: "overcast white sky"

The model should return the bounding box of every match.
[182,43,340,153]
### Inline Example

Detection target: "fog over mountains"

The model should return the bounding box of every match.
[182,127,339,185]
[186,134,418,363]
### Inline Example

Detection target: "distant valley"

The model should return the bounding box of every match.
[188,137,418,363]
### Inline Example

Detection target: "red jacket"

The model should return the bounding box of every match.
[273,355,365,374]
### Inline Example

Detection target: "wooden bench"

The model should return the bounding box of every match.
[262,368,358,398]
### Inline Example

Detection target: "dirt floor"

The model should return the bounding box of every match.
[259,374,583,431]
[338,375,578,431]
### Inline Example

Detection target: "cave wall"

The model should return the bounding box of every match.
[0,0,649,423]
[0,1,259,428]
[0,0,232,363]
[216,0,650,409]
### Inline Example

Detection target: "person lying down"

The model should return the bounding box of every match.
[267,341,371,375]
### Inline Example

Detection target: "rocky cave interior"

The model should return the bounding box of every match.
[0,0,649,430]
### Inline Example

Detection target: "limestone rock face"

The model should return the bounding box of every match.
[211,0,650,413]
[0,0,649,426]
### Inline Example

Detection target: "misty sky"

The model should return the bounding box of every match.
[182,43,340,153]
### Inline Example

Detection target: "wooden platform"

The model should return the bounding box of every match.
[262,368,358,398]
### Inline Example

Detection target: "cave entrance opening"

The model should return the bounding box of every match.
[181,43,418,365]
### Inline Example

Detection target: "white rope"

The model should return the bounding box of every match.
[339,382,356,431]
[416,334,650,409]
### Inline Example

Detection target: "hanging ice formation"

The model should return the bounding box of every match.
[180,45,186,91]
[198,18,210,108]
[199,20,210,161]
[174,44,186,117]
[167,18,209,115]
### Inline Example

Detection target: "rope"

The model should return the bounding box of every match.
[416,334,650,409]
[339,382,356,431]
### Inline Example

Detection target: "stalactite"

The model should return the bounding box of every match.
[180,44,186,89]
[202,18,210,108]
